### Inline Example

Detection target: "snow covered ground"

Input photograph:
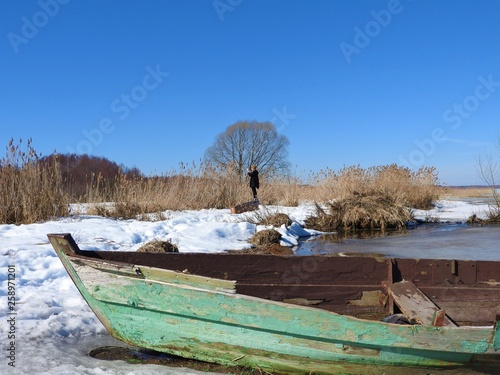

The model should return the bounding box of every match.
[0,199,495,374]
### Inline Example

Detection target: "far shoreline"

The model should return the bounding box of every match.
[440,185,499,199]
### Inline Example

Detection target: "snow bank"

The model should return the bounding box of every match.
[413,199,491,222]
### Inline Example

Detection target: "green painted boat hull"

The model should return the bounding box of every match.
[48,233,500,374]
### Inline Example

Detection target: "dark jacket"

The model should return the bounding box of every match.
[248,170,259,188]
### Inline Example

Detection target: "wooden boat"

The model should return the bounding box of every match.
[48,233,500,374]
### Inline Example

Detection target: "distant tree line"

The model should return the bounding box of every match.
[39,154,143,200]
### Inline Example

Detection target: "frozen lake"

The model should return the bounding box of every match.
[298,196,500,261]
[297,222,500,261]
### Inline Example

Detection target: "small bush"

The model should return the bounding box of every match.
[244,243,293,255]
[244,209,293,227]
[304,203,338,232]
[259,213,293,227]
[137,239,179,253]
[249,229,282,246]
[305,194,413,232]
[485,207,500,223]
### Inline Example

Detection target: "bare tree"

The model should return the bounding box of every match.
[204,121,290,178]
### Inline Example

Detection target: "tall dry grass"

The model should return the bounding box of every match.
[83,163,441,223]
[310,164,442,209]
[301,165,441,231]
[0,138,69,224]
[0,139,445,224]
[84,162,255,218]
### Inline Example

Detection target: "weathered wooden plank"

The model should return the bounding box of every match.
[137,265,236,293]
[76,252,390,286]
[236,284,388,315]
[477,261,500,284]
[388,280,457,327]
[432,301,500,325]
[420,286,500,301]
[230,199,259,214]
[72,257,237,294]
[387,259,395,315]
[393,259,479,286]
[236,284,384,300]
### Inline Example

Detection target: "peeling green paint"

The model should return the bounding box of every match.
[493,321,500,349]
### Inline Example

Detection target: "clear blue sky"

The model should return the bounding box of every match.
[1,0,499,185]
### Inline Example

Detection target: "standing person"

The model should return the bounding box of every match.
[247,165,259,200]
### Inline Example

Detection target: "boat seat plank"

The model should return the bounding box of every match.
[388,280,457,327]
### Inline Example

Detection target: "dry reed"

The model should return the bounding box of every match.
[137,239,179,253]
[310,164,442,209]
[0,139,69,224]
[305,194,413,232]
